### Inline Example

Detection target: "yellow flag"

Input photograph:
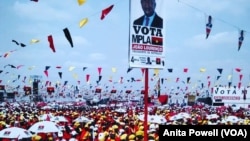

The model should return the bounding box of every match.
[28,66,36,70]
[69,66,75,71]
[30,39,40,44]
[111,67,116,73]
[78,0,86,6]
[154,68,159,76]
[79,18,88,28]
[73,73,78,79]
[199,68,206,72]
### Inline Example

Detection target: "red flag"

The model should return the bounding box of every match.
[151,36,163,45]
[97,67,102,75]
[239,74,243,81]
[3,52,9,58]
[141,68,145,76]
[16,65,24,69]
[44,70,49,77]
[238,82,241,89]
[176,77,179,83]
[100,5,114,20]
[48,35,56,53]
[183,68,188,73]
[235,68,241,72]
[86,74,90,82]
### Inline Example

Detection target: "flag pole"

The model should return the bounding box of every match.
[144,68,149,141]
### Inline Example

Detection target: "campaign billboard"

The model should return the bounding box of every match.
[212,86,250,108]
[129,0,166,69]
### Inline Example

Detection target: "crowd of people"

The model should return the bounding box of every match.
[0,99,249,141]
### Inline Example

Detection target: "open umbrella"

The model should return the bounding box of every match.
[225,115,240,123]
[177,112,191,119]
[137,114,167,124]
[206,114,219,120]
[115,108,126,113]
[51,116,69,122]
[169,114,183,121]
[73,116,92,123]
[28,121,61,133]
[0,127,32,139]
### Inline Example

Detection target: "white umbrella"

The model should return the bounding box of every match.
[177,112,191,119]
[115,108,126,113]
[73,116,92,123]
[169,114,183,121]
[225,115,240,123]
[0,127,32,139]
[28,121,61,133]
[51,116,69,122]
[148,115,167,124]
[206,114,219,120]
[137,114,167,124]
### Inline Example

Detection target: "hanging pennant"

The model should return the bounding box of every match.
[44,66,50,78]
[63,28,74,47]
[83,67,87,71]
[97,75,102,84]
[100,5,114,20]
[206,15,212,39]
[69,66,75,71]
[44,70,49,77]
[79,18,88,28]
[30,39,40,44]
[78,0,86,6]
[217,68,223,74]
[58,72,62,79]
[127,67,133,73]
[97,67,102,75]
[238,30,244,51]
[111,67,116,73]
[141,68,145,76]
[167,68,173,73]
[183,68,188,73]
[119,77,123,84]
[64,81,68,86]
[48,35,56,53]
[86,74,90,83]
[12,40,26,47]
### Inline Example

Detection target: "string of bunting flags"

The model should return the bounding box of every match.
[0,0,248,59]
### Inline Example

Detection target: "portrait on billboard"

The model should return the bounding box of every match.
[133,0,163,28]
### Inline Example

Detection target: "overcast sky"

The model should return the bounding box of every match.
[0,0,249,93]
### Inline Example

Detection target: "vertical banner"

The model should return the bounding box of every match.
[129,0,166,69]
